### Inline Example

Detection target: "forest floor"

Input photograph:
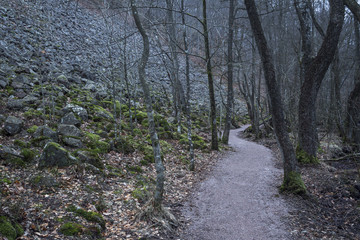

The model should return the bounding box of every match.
[175,126,292,240]
[172,127,360,240]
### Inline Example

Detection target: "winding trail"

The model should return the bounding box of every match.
[181,126,292,240]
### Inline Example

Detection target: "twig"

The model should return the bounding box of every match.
[323,153,360,161]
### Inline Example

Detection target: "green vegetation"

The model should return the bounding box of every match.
[59,222,83,236]
[14,139,29,148]
[0,216,23,240]
[296,146,320,164]
[26,125,39,134]
[67,205,105,229]
[280,171,306,195]
[83,132,110,154]
[21,148,36,162]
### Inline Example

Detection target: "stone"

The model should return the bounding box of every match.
[76,150,103,169]
[57,124,82,137]
[34,126,58,142]
[38,142,77,168]
[31,175,58,188]
[4,116,23,135]
[60,112,81,127]
[62,104,88,121]
[6,99,24,110]
[11,75,30,89]
[63,137,83,148]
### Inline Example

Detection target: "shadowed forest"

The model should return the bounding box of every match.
[0,0,359,239]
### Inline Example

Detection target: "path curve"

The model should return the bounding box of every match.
[181,126,292,240]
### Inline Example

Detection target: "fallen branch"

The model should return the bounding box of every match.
[323,153,360,161]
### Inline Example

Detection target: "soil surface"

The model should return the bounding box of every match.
[180,126,292,240]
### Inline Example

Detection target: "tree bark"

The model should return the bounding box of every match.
[298,0,344,160]
[222,0,235,144]
[202,0,218,150]
[181,0,195,171]
[131,0,165,209]
[346,17,360,149]
[244,0,305,194]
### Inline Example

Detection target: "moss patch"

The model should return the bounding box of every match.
[0,216,23,240]
[296,146,320,164]
[27,125,38,134]
[59,222,83,236]
[67,205,105,229]
[21,148,36,162]
[280,171,306,195]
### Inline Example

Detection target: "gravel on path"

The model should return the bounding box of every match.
[180,126,292,240]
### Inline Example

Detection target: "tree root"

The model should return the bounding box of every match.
[136,198,178,232]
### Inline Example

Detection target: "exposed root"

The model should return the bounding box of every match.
[136,198,178,232]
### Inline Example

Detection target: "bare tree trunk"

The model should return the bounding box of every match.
[181,0,195,171]
[297,0,344,162]
[166,0,184,133]
[202,0,218,150]
[131,0,164,209]
[222,0,235,144]
[245,0,306,194]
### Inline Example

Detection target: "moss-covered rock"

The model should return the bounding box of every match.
[113,136,136,154]
[59,222,83,236]
[0,216,23,240]
[296,146,319,164]
[280,171,306,195]
[38,142,77,168]
[83,132,110,154]
[75,150,103,169]
[14,139,29,148]
[67,205,105,229]
[136,111,147,122]
[20,148,36,162]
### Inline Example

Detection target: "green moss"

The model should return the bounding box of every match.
[0,216,23,240]
[133,128,142,136]
[83,132,110,153]
[23,109,43,119]
[30,136,50,147]
[127,165,143,173]
[296,146,320,164]
[59,222,83,236]
[6,157,25,168]
[136,111,147,122]
[280,171,306,195]
[141,145,155,163]
[21,148,36,162]
[67,206,105,229]
[14,139,29,148]
[5,86,14,95]
[131,187,149,203]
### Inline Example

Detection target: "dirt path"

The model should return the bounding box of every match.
[180,126,292,240]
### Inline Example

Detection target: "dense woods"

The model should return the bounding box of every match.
[0,0,360,239]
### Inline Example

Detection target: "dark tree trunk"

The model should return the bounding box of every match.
[298,0,344,161]
[346,17,360,149]
[131,0,164,209]
[222,0,235,144]
[244,0,305,194]
[202,0,218,150]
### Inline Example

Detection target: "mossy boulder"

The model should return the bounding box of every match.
[4,116,23,136]
[83,132,110,154]
[135,111,147,122]
[93,106,113,121]
[57,124,82,138]
[76,151,103,169]
[60,112,81,127]
[39,142,77,168]
[0,216,23,240]
[33,125,58,144]
[62,104,88,121]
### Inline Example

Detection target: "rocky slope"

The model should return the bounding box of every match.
[0,0,226,239]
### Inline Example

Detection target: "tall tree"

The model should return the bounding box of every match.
[166,0,184,133]
[181,0,195,171]
[130,0,165,211]
[222,0,235,144]
[297,0,344,162]
[202,0,218,150]
[345,1,360,149]
[244,0,306,194]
